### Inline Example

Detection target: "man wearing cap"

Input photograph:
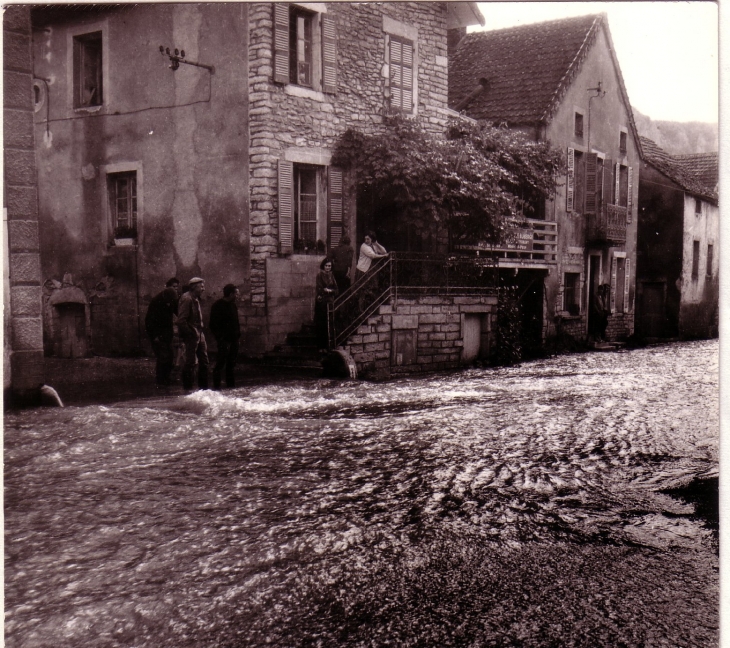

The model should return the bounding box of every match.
[177,277,209,390]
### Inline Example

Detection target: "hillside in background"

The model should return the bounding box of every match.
[633,108,718,155]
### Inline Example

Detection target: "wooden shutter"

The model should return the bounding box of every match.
[610,257,617,313]
[603,158,613,205]
[322,14,337,94]
[615,163,620,206]
[585,152,598,214]
[566,147,574,212]
[626,166,633,223]
[278,160,294,254]
[390,37,414,111]
[624,258,631,312]
[327,166,343,249]
[273,3,290,84]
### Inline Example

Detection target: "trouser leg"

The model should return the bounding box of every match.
[154,339,174,385]
[225,340,239,388]
[197,333,209,390]
[182,335,199,390]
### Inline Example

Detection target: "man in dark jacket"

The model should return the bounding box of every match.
[209,283,240,389]
[178,277,208,391]
[331,235,354,294]
[145,285,179,386]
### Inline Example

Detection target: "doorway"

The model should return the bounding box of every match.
[587,254,601,338]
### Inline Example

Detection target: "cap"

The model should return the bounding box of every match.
[188,277,204,285]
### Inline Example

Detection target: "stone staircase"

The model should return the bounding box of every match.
[261,323,325,371]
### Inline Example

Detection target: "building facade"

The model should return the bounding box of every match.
[450,14,641,349]
[636,138,718,339]
[30,2,483,359]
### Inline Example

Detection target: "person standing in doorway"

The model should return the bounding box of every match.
[145,284,178,387]
[315,257,339,351]
[210,284,241,390]
[332,235,354,294]
[177,277,209,391]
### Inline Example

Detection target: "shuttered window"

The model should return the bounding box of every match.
[626,166,633,223]
[327,167,344,248]
[585,153,598,214]
[624,258,631,312]
[278,160,294,254]
[603,158,613,205]
[566,147,575,212]
[273,4,290,85]
[389,36,414,112]
[289,8,314,86]
[321,15,337,94]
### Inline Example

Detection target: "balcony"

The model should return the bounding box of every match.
[587,204,627,245]
[454,218,558,269]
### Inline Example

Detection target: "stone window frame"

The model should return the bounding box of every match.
[618,127,628,155]
[66,20,109,114]
[562,271,582,315]
[100,162,144,249]
[383,16,419,117]
[573,107,585,139]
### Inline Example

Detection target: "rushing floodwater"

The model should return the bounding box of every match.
[5,341,719,648]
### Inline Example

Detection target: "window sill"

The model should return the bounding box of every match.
[558,313,582,320]
[74,105,104,114]
[285,85,327,102]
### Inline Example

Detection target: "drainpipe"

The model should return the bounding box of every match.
[586,81,606,152]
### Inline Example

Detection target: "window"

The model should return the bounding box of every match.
[573,151,585,212]
[619,130,627,154]
[595,157,604,210]
[564,273,581,315]
[73,31,103,108]
[389,36,414,112]
[273,4,337,94]
[615,258,626,312]
[695,198,702,215]
[692,240,700,280]
[289,7,313,86]
[707,244,713,276]
[278,160,343,255]
[108,172,137,240]
[617,164,629,207]
[574,112,584,138]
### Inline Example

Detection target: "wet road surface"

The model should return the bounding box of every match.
[5,341,718,647]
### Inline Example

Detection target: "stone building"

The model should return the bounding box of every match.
[449,14,642,348]
[29,2,484,361]
[636,137,718,339]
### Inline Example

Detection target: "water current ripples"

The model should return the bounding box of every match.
[5,341,718,647]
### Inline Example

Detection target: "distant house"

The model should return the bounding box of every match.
[449,14,642,348]
[636,137,718,339]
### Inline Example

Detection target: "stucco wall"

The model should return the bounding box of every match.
[544,25,639,341]
[32,4,249,355]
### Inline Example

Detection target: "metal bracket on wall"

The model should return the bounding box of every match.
[159,46,215,74]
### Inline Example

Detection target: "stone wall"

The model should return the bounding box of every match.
[342,294,497,379]
[247,2,452,349]
[4,5,45,399]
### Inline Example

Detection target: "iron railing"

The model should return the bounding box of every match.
[327,252,498,349]
[587,204,627,245]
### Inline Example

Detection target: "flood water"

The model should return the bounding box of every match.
[5,341,719,647]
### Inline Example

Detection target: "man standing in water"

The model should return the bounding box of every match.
[209,284,241,390]
[177,277,208,391]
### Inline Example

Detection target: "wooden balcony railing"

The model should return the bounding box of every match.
[587,204,627,245]
[454,218,558,268]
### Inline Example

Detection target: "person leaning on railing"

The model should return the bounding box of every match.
[354,232,388,282]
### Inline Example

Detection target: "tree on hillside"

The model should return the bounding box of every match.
[331,115,564,251]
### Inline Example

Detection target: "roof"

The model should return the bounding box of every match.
[447,2,485,29]
[449,14,642,155]
[640,136,718,204]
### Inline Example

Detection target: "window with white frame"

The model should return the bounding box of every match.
[563,272,581,315]
[389,36,414,112]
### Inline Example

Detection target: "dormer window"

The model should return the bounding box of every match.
[619,130,627,154]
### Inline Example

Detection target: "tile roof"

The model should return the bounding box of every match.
[640,136,718,203]
[449,14,602,124]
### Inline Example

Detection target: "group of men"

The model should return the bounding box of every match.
[144,277,241,391]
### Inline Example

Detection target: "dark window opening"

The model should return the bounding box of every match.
[574,112,584,137]
[695,198,702,215]
[564,272,581,315]
[707,244,713,276]
[289,8,314,86]
[615,257,626,312]
[618,164,629,207]
[619,130,627,153]
[108,172,137,240]
[692,240,700,280]
[73,31,103,108]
